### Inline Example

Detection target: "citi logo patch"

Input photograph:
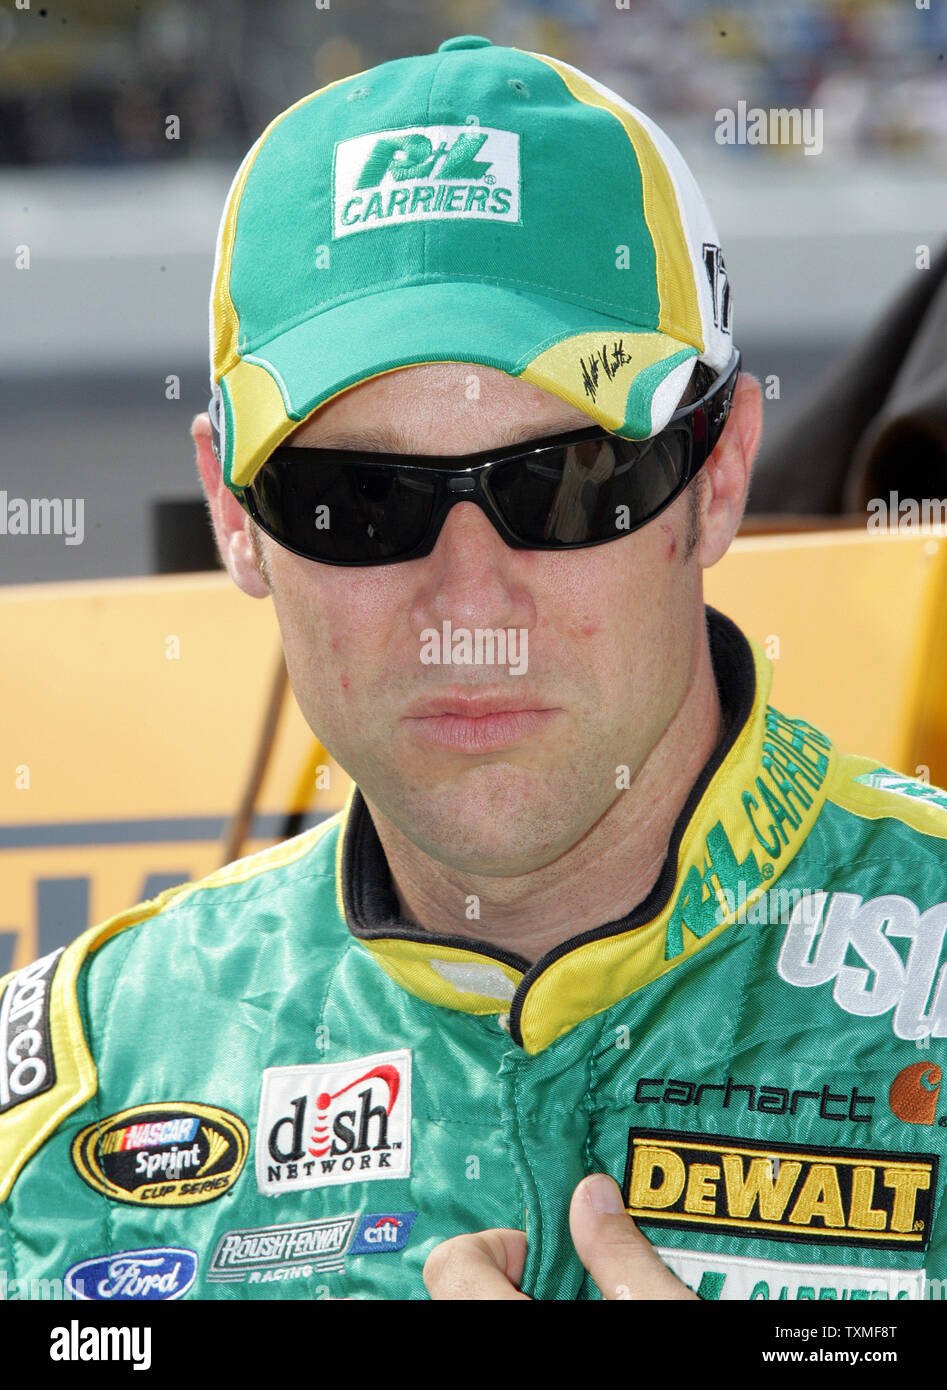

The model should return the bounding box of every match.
[890,1062,941,1126]
[65,1248,198,1301]
[257,1049,411,1194]
[333,125,520,237]
[351,1212,417,1254]
[623,1129,937,1250]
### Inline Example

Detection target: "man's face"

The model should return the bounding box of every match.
[238,362,710,878]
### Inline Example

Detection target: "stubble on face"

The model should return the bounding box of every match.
[249,363,708,880]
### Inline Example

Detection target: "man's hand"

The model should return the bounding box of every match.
[423,1173,698,1300]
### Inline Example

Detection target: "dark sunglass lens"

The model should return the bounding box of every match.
[490,432,691,545]
[248,459,437,562]
[610,430,693,531]
[489,439,611,545]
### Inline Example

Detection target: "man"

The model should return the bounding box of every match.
[2,36,946,1305]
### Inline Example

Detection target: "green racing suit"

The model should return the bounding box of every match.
[2,606,947,1301]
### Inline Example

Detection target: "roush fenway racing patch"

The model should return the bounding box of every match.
[208,1217,358,1283]
[623,1129,937,1251]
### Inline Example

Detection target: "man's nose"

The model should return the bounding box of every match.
[408,500,536,635]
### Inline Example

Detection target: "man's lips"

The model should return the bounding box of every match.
[404,691,554,719]
[402,693,561,753]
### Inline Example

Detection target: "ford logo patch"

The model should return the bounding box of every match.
[65,1248,198,1300]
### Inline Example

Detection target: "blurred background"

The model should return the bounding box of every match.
[2,0,947,969]
[1,0,946,583]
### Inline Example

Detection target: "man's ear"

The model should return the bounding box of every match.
[696,373,763,570]
[191,412,270,598]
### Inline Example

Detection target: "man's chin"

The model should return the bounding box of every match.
[407,832,567,880]
[384,779,592,878]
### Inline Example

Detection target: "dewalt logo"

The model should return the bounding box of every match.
[333,125,520,237]
[623,1129,937,1251]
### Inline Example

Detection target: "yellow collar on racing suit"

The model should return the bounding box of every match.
[336,607,836,1054]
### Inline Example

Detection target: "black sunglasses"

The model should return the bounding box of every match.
[225,349,740,567]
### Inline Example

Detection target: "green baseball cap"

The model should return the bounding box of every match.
[209,34,734,493]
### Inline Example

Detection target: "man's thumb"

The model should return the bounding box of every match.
[569,1174,697,1301]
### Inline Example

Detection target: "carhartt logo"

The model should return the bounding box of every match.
[333,125,520,237]
[889,1062,941,1126]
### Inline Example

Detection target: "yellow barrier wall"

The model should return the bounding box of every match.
[704,527,947,778]
[2,527,945,970]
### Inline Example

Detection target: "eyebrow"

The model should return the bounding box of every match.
[295,419,594,453]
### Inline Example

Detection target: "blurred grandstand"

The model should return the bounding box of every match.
[3,0,945,169]
[1,0,946,584]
